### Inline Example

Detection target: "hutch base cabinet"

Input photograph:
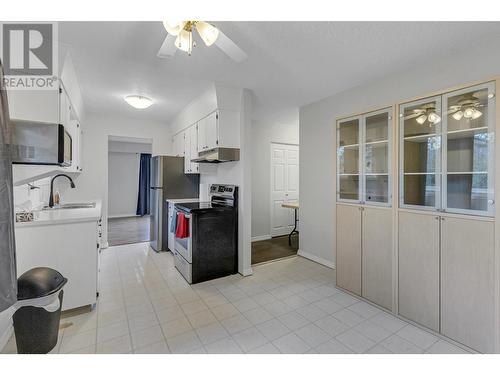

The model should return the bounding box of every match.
[335,78,499,353]
[336,204,393,311]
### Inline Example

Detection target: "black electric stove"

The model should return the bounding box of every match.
[172,184,238,284]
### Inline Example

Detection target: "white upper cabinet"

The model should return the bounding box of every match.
[173,124,199,174]
[337,108,392,205]
[172,132,185,157]
[198,111,218,152]
[182,126,199,174]
[7,88,60,123]
[399,82,495,216]
[188,125,199,173]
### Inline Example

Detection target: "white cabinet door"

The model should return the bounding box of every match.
[362,207,392,310]
[336,204,362,296]
[189,124,199,173]
[398,211,440,331]
[7,88,60,123]
[205,111,218,150]
[183,129,191,173]
[197,117,207,152]
[440,217,495,353]
[77,122,83,171]
[173,133,184,157]
[270,143,300,237]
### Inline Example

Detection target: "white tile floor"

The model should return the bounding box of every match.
[2,242,470,354]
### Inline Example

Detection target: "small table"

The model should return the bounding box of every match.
[281,202,299,247]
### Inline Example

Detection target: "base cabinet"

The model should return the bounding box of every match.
[398,211,495,352]
[362,207,393,310]
[441,217,495,353]
[336,204,393,309]
[336,205,361,295]
[15,220,99,311]
[398,211,440,332]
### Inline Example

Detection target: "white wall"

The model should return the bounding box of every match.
[299,35,500,267]
[169,85,217,136]
[62,113,171,246]
[107,141,152,218]
[108,152,140,218]
[251,109,299,239]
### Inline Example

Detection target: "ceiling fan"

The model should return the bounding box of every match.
[404,103,441,125]
[157,21,247,63]
[447,92,486,121]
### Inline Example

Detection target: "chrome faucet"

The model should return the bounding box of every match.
[48,174,76,208]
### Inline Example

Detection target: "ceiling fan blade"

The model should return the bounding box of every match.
[214,30,247,63]
[157,34,177,59]
[404,113,422,120]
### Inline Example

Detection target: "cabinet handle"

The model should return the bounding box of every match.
[435,216,439,220]
[441,217,445,221]
[488,199,495,205]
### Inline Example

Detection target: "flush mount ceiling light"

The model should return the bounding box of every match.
[124,95,153,109]
[157,21,247,62]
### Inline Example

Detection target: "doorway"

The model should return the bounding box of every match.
[107,136,153,247]
[252,142,299,264]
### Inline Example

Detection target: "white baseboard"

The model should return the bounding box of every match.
[108,214,143,219]
[251,235,271,242]
[298,250,335,269]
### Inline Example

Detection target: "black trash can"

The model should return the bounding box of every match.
[13,267,67,354]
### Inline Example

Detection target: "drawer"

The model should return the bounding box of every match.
[174,250,192,284]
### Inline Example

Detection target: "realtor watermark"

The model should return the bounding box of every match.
[0,22,58,90]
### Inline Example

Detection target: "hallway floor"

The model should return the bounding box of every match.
[252,235,298,265]
[2,242,469,354]
[108,216,150,246]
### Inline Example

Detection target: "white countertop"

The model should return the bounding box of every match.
[165,198,200,203]
[15,200,102,228]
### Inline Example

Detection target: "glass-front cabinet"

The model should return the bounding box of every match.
[337,108,392,205]
[399,82,495,216]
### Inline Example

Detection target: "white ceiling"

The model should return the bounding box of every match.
[59,21,500,123]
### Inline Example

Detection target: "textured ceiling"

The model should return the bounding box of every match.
[59,21,500,123]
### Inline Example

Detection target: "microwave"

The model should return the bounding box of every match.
[10,120,72,166]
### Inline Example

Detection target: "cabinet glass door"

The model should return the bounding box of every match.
[442,83,495,215]
[364,109,391,204]
[400,96,442,209]
[337,116,361,201]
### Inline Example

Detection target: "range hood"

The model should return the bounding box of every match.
[192,147,240,163]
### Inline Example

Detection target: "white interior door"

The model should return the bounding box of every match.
[270,143,299,237]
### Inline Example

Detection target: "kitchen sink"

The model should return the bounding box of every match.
[43,202,96,210]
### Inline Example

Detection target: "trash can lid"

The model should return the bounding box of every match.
[17,267,67,301]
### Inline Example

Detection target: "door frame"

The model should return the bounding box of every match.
[269,142,300,238]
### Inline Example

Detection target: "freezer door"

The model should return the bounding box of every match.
[162,156,200,199]
[150,156,162,188]
[149,187,163,251]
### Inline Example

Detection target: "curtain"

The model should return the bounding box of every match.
[136,153,151,216]
[0,60,18,312]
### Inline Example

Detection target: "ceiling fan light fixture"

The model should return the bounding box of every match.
[175,29,193,54]
[471,109,483,120]
[196,21,219,46]
[463,107,475,118]
[416,114,427,125]
[428,112,441,124]
[124,95,153,109]
[163,21,186,36]
[452,110,464,121]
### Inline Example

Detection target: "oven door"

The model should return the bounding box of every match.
[174,213,192,263]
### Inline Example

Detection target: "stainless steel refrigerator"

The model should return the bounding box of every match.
[150,156,199,252]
